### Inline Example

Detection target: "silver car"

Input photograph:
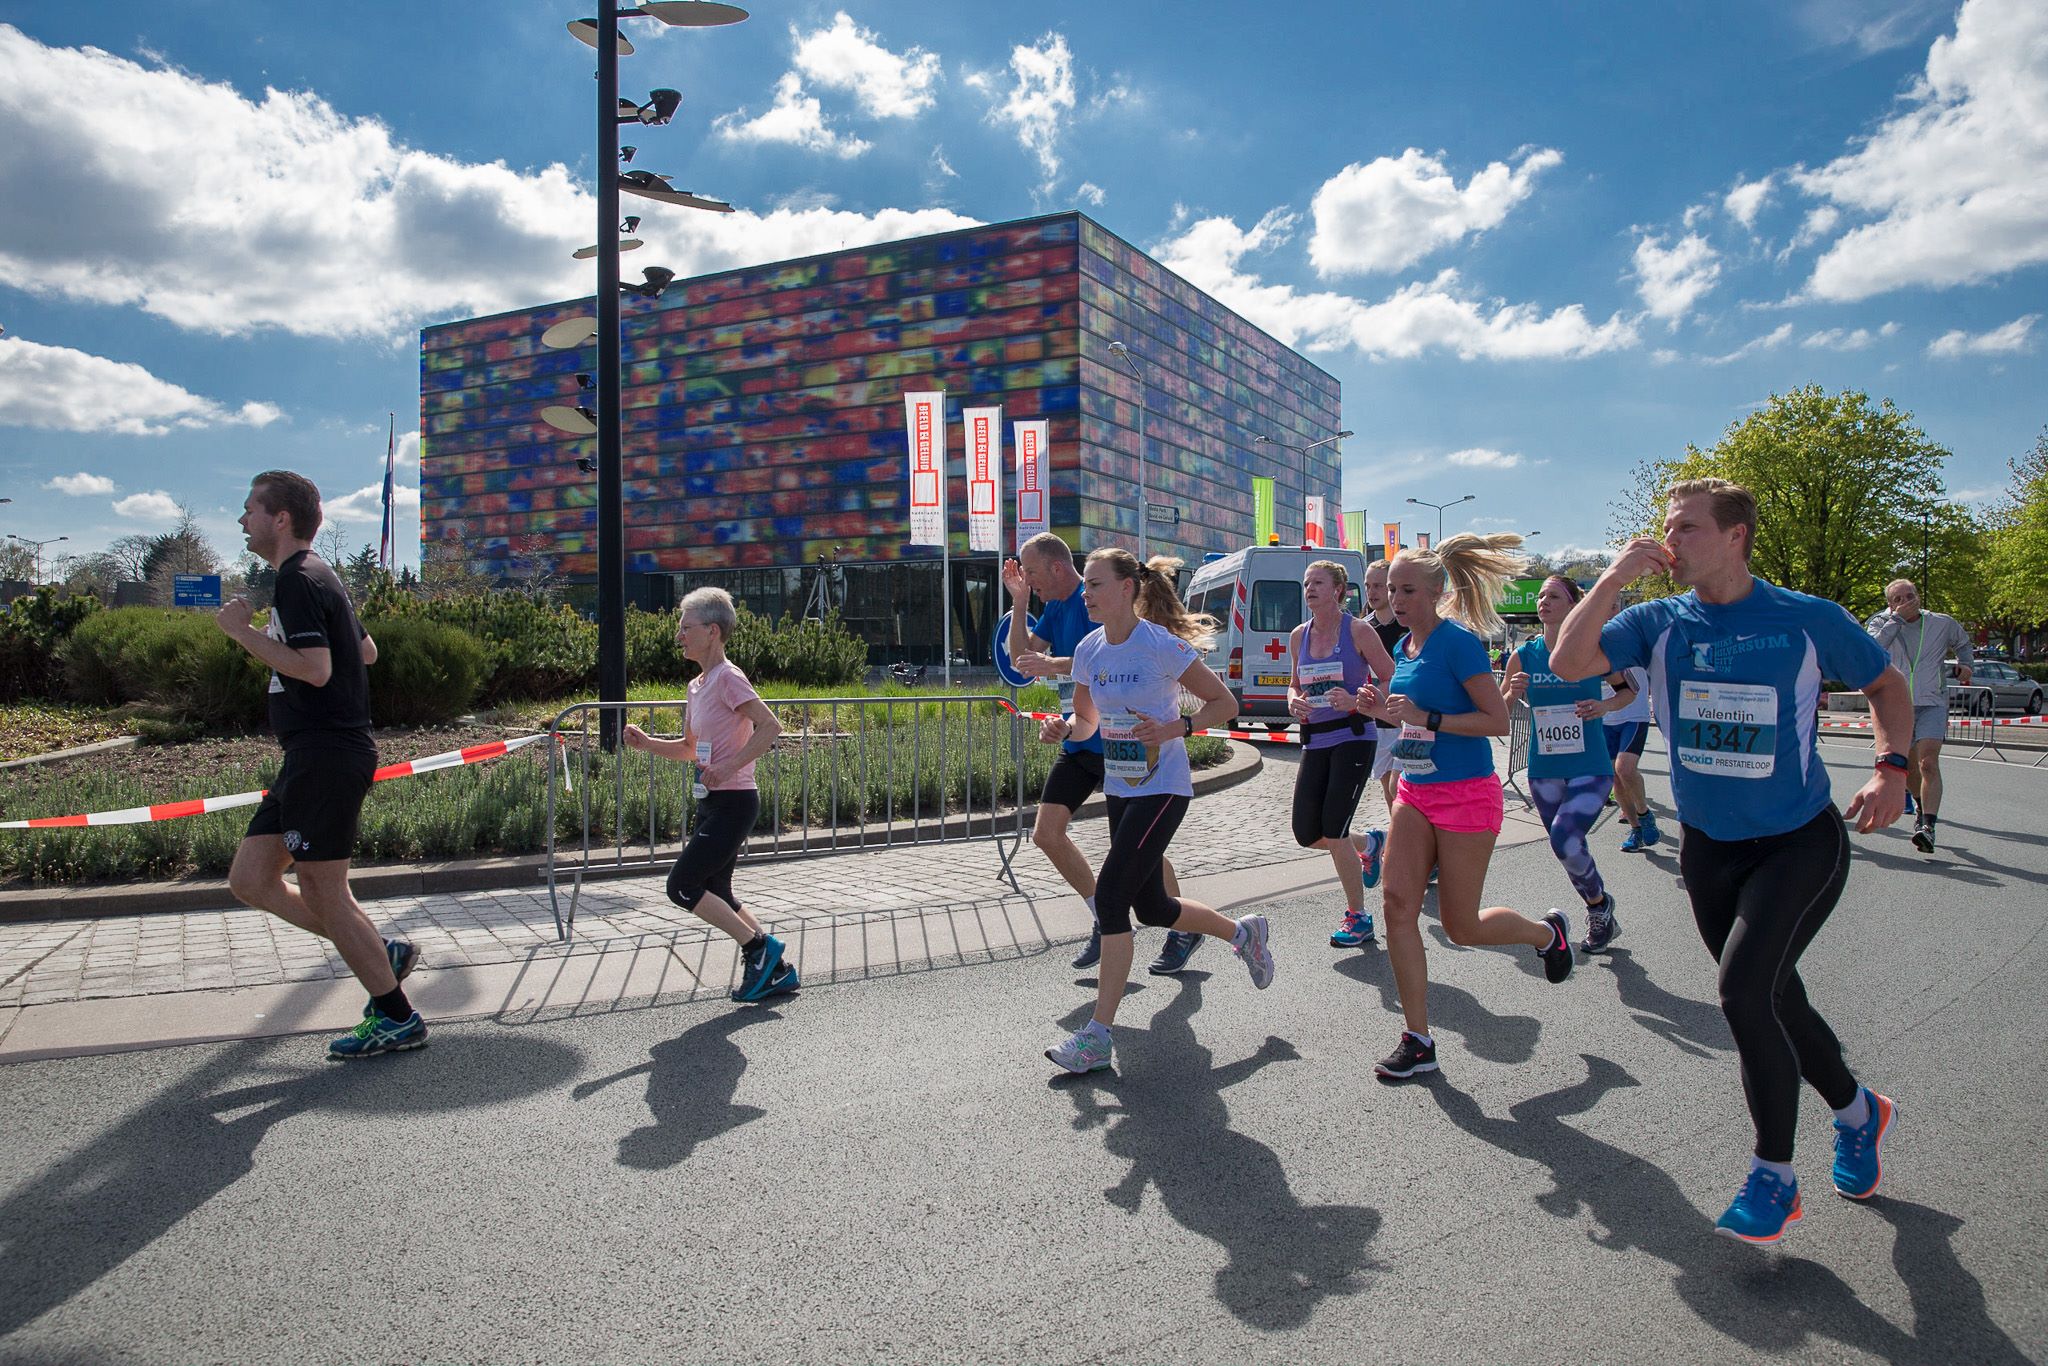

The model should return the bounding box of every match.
[1945,660,2045,715]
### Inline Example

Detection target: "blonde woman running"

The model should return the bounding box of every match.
[1039,550,1276,1074]
[1356,535,1575,1079]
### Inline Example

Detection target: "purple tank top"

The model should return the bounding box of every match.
[1299,612,1376,751]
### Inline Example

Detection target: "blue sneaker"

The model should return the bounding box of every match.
[1330,909,1376,947]
[385,939,420,983]
[1639,812,1663,849]
[731,935,787,1002]
[1046,1023,1113,1074]
[1832,1088,1896,1199]
[1903,791,1916,816]
[1620,822,1646,853]
[1714,1167,1803,1243]
[1071,920,1102,970]
[327,1009,427,1060]
[1358,829,1386,889]
[1148,930,1204,976]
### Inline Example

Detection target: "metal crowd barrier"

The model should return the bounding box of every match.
[544,695,1030,942]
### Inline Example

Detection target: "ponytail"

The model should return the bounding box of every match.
[1085,548,1219,651]
[1391,533,1527,637]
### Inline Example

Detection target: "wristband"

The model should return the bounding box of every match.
[1426,709,1444,732]
[1876,750,1909,773]
[1183,715,1195,737]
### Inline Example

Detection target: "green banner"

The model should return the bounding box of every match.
[1497,577,1544,614]
[1342,510,1367,551]
[1253,477,1275,545]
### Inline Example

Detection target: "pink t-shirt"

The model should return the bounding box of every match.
[688,660,762,791]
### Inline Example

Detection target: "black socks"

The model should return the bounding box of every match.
[371,987,413,1022]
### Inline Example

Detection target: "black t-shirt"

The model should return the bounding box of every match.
[1371,613,1406,658]
[266,550,373,751]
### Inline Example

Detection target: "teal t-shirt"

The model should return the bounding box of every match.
[1515,637,1613,780]
[1386,619,1497,784]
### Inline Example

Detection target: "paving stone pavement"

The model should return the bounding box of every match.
[0,743,1544,1010]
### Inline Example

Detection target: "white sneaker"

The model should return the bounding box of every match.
[1233,914,1275,989]
[1046,1023,1113,1074]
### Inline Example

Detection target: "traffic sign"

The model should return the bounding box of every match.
[173,574,222,609]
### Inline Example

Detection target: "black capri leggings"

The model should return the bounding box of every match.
[666,789,759,914]
[1292,737,1376,847]
[1094,793,1190,936]
[1679,805,1860,1163]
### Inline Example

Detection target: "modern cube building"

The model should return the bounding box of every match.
[419,211,1343,663]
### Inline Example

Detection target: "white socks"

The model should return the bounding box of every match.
[1405,1030,1434,1047]
[1750,1155,1796,1184]
[1084,894,1097,914]
[1834,1088,1871,1130]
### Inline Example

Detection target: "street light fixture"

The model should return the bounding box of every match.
[1406,494,1475,542]
[9,533,67,583]
[1254,430,1354,456]
[1106,341,1149,561]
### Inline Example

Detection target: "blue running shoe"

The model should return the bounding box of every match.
[1640,812,1663,849]
[1358,829,1386,889]
[385,939,420,983]
[1330,909,1376,948]
[1046,1023,1113,1074]
[328,1010,427,1060]
[1715,1167,1803,1243]
[1148,930,1203,976]
[1620,822,1646,853]
[731,935,787,1002]
[1071,923,1103,971]
[1832,1088,1896,1199]
[1903,790,1916,816]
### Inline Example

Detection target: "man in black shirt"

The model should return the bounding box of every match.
[218,470,426,1059]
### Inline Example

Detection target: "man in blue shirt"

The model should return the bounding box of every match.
[1004,532,1198,975]
[1553,478,1912,1246]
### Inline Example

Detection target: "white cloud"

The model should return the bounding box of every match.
[326,479,422,523]
[1795,0,2048,301]
[394,429,420,469]
[1927,313,2039,356]
[790,12,939,119]
[1153,210,1637,362]
[1790,205,1842,250]
[1802,322,1899,349]
[929,145,958,179]
[1076,181,1106,207]
[1703,323,1796,364]
[979,33,1076,193]
[45,471,116,496]
[0,336,283,435]
[1308,147,1562,277]
[0,27,964,340]
[1725,175,1774,228]
[112,490,181,522]
[713,72,871,158]
[1446,447,1523,469]
[1630,233,1721,322]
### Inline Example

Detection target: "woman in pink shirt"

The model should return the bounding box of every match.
[624,587,792,1002]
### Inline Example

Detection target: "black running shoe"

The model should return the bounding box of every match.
[1911,822,1935,854]
[1071,925,1103,970]
[1374,1032,1438,1079]
[1539,910,1574,983]
[1148,930,1203,976]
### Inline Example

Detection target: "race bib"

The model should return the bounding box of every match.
[1675,681,1776,778]
[1296,658,1349,707]
[1531,704,1585,756]
[692,740,713,799]
[1392,720,1437,777]
[1099,711,1158,786]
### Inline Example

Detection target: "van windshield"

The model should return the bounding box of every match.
[1249,581,1303,633]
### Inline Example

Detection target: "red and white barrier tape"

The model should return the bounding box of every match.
[1817,713,2047,732]
[0,733,557,830]
[996,700,1306,745]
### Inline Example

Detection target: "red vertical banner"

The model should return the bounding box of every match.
[1304,495,1327,547]
[1013,418,1050,550]
[964,405,1002,552]
[904,390,946,546]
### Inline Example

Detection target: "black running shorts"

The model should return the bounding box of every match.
[245,745,377,864]
[1039,750,1105,813]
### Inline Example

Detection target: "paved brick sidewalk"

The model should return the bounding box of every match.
[0,744,1542,1010]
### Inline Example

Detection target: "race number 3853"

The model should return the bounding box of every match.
[1676,681,1776,778]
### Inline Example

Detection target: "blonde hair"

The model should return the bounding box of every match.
[1086,548,1217,650]
[1391,532,1527,637]
[1666,477,1757,561]
[679,586,738,642]
[1305,559,1349,592]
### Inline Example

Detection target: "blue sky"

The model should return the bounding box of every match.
[0,0,2042,574]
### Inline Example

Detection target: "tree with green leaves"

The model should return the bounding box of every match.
[1980,426,2048,654]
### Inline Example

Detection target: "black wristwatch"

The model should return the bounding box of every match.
[1183,716,1195,737]
[1426,709,1444,732]
[1876,750,1909,774]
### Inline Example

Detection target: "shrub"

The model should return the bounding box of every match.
[166,629,269,732]
[626,606,694,685]
[59,608,218,707]
[362,618,487,726]
[2015,662,2048,684]
[0,588,100,701]
[369,591,596,703]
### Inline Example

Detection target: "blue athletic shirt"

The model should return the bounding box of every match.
[1033,582,1101,756]
[1386,618,1497,784]
[1516,637,1613,781]
[1599,579,1888,841]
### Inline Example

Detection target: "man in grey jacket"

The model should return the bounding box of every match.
[1868,578,1973,852]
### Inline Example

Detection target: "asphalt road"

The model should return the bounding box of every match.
[2,746,2044,1366]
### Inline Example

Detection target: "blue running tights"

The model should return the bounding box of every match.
[1529,774,1612,905]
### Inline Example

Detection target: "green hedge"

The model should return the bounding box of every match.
[0,588,99,702]
[2015,662,2048,684]
[361,618,486,726]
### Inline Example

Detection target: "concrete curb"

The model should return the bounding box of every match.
[0,741,1265,923]
[0,735,139,770]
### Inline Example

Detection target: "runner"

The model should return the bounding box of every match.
[1283,560,1398,948]
[1603,635,1662,851]
[1360,558,1407,885]
[1039,549,1275,1074]
[1500,575,1624,953]
[1867,578,1972,853]
[623,587,794,1003]
[1003,532,1199,975]
[218,471,423,1059]
[1552,477,1910,1243]
[1355,535,1575,1081]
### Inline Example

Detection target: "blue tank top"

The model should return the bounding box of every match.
[1516,637,1613,780]
[1296,613,1376,752]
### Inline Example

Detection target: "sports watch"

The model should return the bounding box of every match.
[1426,709,1444,732]
[1876,751,1909,774]
[1183,716,1195,737]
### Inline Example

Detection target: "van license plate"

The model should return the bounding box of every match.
[1254,673,1291,688]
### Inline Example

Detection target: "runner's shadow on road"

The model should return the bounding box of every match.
[1853,841,2006,886]
[571,1008,782,1171]
[0,1011,582,1345]
[1331,952,1541,1064]
[1427,1053,2030,1365]
[1939,820,2048,850]
[1055,978,1382,1330]
[1599,949,1732,1059]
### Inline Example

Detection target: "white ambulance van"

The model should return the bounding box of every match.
[1183,544,1369,724]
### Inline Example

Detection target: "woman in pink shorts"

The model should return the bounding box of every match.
[1356,535,1576,1079]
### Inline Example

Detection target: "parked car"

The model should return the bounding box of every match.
[1945,660,2044,715]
